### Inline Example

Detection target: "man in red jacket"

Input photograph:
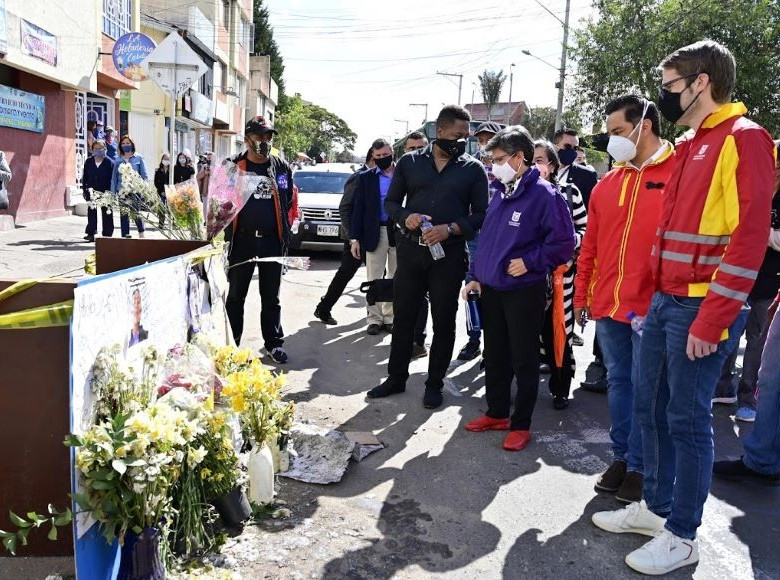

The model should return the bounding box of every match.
[574,94,676,505]
[591,40,776,576]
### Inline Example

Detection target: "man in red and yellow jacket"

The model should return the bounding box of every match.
[592,41,776,576]
[574,94,676,505]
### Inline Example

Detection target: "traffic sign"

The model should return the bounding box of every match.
[140,33,207,97]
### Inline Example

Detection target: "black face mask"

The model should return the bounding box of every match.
[252,140,271,157]
[658,86,701,124]
[558,147,578,167]
[375,155,393,170]
[436,138,467,158]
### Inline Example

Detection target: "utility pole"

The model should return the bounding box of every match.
[409,103,428,125]
[436,71,463,105]
[506,63,515,124]
[555,0,571,131]
[394,119,409,135]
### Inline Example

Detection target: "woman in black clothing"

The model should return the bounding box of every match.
[173,152,195,184]
[154,153,171,226]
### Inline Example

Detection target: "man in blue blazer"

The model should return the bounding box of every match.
[351,138,397,335]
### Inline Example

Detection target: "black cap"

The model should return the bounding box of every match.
[245,116,277,136]
[474,121,501,136]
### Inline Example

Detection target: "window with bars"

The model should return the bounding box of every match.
[103,0,132,40]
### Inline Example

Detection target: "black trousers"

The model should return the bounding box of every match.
[482,282,547,430]
[414,294,429,345]
[226,236,284,349]
[319,241,364,313]
[540,305,574,397]
[86,206,114,236]
[388,239,467,389]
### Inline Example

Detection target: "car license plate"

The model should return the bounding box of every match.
[317,225,339,237]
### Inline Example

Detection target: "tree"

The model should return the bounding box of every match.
[570,0,780,139]
[521,106,582,141]
[335,149,354,163]
[275,94,358,160]
[253,0,287,111]
[478,70,507,121]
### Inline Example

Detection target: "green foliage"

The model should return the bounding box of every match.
[0,506,72,555]
[521,107,583,141]
[253,0,287,111]
[478,70,507,121]
[570,0,780,139]
[275,95,358,161]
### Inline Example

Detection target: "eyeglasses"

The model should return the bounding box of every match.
[660,72,701,91]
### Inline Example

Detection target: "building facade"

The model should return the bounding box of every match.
[0,0,140,226]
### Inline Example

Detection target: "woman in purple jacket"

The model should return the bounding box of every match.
[463,126,575,451]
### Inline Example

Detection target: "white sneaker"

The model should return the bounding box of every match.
[625,529,699,575]
[592,500,666,537]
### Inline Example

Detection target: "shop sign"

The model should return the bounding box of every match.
[0,83,45,133]
[112,32,156,81]
[20,19,57,67]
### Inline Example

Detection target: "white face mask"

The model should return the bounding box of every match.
[492,154,519,184]
[162,159,170,166]
[607,100,650,163]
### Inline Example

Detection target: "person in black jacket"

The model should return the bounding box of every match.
[174,151,196,184]
[154,153,171,226]
[313,149,374,325]
[225,116,294,365]
[82,140,115,241]
[351,138,398,334]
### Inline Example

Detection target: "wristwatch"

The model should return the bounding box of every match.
[446,223,456,236]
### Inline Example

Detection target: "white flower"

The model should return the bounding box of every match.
[188,445,207,468]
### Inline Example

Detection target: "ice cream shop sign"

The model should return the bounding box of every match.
[112,32,156,81]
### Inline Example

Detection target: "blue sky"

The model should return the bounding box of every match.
[266,0,594,153]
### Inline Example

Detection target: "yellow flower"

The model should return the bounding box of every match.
[231,393,246,413]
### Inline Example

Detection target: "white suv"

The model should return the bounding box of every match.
[290,163,359,250]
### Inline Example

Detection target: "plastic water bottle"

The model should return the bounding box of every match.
[465,290,482,333]
[627,311,645,336]
[420,218,445,260]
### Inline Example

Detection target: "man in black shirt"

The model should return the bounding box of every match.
[225,116,294,364]
[367,105,489,409]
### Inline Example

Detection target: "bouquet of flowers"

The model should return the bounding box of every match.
[196,411,241,501]
[204,161,262,241]
[165,178,204,240]
[157,343,216,398]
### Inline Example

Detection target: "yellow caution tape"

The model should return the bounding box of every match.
[85,252,96,275]
[0,279,74,330]
[187,242,225,265]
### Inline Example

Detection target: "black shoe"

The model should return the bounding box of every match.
[595,460,627,492]
[457,341,481,361]
[367,379,405,399]
[423,386,443,409]
[383,323,394,333]
[411,343,428,359]
[581,378,608,393]
[540,363,551,374]
[581,360,609,393]
[267,347,288,364]
[83,234,95,242]
[367,324,382,335]
[571,333,585,347]
[552,395,569,410]
[616,471,644,503]
[122,234,132,239]
[314,305,337,325]
[713,458,780,486]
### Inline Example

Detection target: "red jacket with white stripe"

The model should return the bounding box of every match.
[650,102,776,343]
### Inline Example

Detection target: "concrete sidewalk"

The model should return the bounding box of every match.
[0,216,777,579]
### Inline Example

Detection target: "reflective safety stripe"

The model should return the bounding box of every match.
[662,231,730,245]
[719,262,759,280]
[661,250,693,263]
[710,282,749,302]
[697,255,722,265]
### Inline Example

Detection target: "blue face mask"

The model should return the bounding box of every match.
[93,150,105,158]
[122,145,133,154]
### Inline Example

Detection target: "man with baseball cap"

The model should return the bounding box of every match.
[225,116,294,365]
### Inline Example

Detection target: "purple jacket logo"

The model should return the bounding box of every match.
[277,174,288,190]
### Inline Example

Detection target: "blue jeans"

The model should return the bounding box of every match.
[743,308,780,475]
[464,235,481,343]
[596,318,643,473]
[636,292,748,539]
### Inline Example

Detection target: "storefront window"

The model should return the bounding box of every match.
[103,0,132,40]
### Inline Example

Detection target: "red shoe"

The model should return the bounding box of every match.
[464,415,510,432]
[503,430,532,451]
